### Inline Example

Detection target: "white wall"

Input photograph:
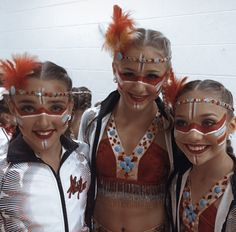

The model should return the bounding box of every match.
[0,0,236,143]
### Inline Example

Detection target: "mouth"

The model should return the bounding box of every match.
[33,129,55,139]
[185,144,210,155]
[129,93,148,102]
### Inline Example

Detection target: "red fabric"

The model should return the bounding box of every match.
[199,204,216,232]
[96,138,169,184]
[180,198,217,231]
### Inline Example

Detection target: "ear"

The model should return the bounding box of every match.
[68,100,74,114]
[7,99,16,115]
[112,61,117,75]
[228,116,236,134]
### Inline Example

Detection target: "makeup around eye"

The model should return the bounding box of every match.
[174,114,226,134]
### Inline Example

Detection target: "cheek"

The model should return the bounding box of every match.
[174,129,186,142]
[204,124,227,145]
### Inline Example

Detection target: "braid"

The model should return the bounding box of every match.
[156,96,173,129]
[226,139,236,171]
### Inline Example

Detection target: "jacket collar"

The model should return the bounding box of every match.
[7,134,78,163]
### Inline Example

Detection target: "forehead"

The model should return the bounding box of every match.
[23,78,68,92]
[118,46,166,70]
[175,90,226,117]
[12,78,69,103]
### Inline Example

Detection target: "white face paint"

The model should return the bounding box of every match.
[11,78,72,153]
[174,91,231,166]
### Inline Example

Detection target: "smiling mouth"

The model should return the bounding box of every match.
[33,130,55,139]
[129,93,148,102]
[185,144,210,154]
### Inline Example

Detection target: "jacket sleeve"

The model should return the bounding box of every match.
[78,107,99,144]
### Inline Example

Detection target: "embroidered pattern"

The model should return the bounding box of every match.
[107,115,160,180]
[67,175,87,199]
[181,173,231,230]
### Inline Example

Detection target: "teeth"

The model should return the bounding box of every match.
[187,145,207,151]
[36,131,52,136]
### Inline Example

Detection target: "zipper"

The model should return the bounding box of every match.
[50,166,69,232]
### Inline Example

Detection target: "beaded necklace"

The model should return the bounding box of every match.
[181,172,232,231]
[106,114,162,180]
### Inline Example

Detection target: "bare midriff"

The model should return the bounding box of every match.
[94,193,165,232]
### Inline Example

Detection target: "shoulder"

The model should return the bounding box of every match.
[80,106,100,129]
[73,141,90,162]
[0,154,10,185]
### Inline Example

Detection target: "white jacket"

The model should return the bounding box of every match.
[0,135,91,232]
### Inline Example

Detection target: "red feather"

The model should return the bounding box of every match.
[104,5,136,54]
[0,53,40,90]
[162,69,188,108]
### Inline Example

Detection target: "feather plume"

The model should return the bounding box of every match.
[162,69,188,108]
[0,53,40,90]
[104,5,135,54]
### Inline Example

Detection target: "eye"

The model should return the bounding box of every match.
[49,104,66,113]
[175,119,188,128]
[19,105,36,114]
[121,72,136,79]
[146,73,160,80]
[202,119,216,128]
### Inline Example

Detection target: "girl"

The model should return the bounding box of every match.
[68,86,92,140]
[171,79,236,231]
[79,5,175,232]
[0,54,90,232]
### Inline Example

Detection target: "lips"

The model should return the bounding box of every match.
[33,129,55,139]
[185,144,210,155]
[129,93,148,102]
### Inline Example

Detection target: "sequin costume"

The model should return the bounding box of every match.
[79,90,174,231]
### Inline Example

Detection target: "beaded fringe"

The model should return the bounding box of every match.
[97,179,166,208]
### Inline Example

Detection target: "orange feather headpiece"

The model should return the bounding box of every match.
[0,53,40,91]
[162,69,188,109]
[104,5,136,54]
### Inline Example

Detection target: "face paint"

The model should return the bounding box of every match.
[175,114,227,146]
[42,140,48,150]
[15,109,71,127]
[117,70,167,87]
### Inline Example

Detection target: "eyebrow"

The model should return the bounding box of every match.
[121,67,161,73]
[17,99,68,104]
[17,99,37,104]
[46,100,68,104]
[175,112,220,118]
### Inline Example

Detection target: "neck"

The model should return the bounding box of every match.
[192,152,234,180]
[114,99,158,122]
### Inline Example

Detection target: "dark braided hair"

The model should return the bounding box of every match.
[72,86,92,111]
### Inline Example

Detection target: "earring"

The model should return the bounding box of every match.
[113,76,118,83]
[62,114,71,123]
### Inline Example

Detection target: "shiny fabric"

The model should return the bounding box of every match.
[0,135,91,232]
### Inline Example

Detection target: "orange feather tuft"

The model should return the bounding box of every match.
[162,69,188,108]
[104,5,136,54]
[0,53,40,90]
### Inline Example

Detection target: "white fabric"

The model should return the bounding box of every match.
[0,142,90,232]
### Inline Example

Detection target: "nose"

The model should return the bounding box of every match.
[132,81,146,93]
[35,114,50,128]
[187,129,204,142]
